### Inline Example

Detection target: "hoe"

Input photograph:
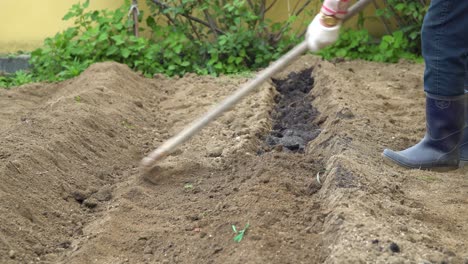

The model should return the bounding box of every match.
[141,0,374,175]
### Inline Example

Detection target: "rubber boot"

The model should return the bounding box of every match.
[459,92,468,167]
[382,93,465,170]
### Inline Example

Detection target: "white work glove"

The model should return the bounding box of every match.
[306,14,341,52]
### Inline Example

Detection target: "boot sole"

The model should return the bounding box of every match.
[381,153,458,172]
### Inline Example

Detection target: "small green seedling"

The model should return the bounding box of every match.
[74,95,82,103]
[121,120,135,129]
[232,223,249,243]
[184,183,193,189]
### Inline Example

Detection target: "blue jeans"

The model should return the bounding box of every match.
[422,0,468,96]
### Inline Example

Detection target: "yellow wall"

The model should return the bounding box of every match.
[0,0,125,53]
[0,0,385,54]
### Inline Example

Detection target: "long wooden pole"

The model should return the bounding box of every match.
[140,0,374,173]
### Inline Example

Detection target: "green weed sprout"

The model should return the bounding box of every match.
[232,223,249,243]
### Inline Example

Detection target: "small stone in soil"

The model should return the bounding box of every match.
[306,180,321,195]
[58,241,72,249]
[250,235,261,240]
[83,198,98,209]
[93,186,112,202]
[169,149,183,156]
[143,245,153,254]
[188,215,200,221]
[389,242,400,253]
[207,147,223,158]
[33,244,44,255]
[191,187,202,194]
[265,136,278,146]
[280,136,304,151]
[213,247,223,254]
[337,108,355,119]
[134,101,144,108]
[72,190,88,203]
[9,250,16,259]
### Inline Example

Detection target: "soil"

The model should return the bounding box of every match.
[0,56,467,264]
[264,68,320,153]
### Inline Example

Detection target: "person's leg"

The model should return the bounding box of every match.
[422,0,468,96]
[383,0,468,170]
[458,62,468,167]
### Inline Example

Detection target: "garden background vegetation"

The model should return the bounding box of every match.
[0,0,428,88]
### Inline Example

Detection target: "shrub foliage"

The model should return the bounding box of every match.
[1,0,428,88]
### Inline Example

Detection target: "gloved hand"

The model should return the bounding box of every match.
[321,0,349,19]
[306,14,341,52]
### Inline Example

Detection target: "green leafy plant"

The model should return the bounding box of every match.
[319,0,427,63]
[145,0,310,75]
[319,28,420,63]
[13,70,34,86]
[232,223,250,243]
[375,0,428,54]
[0,76,8,88]
[24,0,311,84]
[5,0,426,89]
[30,0,149,80]
[0,70,34,88]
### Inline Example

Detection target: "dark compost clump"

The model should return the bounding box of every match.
[263,68,321,152]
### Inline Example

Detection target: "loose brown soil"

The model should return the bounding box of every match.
[0,56,467,264]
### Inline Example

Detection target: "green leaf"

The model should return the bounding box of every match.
[146,16,158,29]
[106,46,119,56]
[111,35,125,46]
[97,32,109,42]
[121,48,131,58]
[233,233,244,243]
[83,0,90,9]
[174,44,183,54]
[232,223,249,243]
[115,23,124,30]
[180,61,190,67]
[214,62,223,70]
[63,12,75,21]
